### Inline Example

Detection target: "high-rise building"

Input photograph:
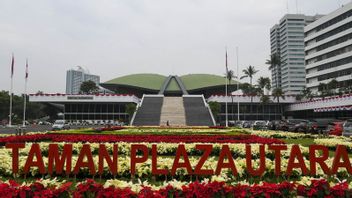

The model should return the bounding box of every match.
[66,66,100,94]
[305,3,352,94]
[270,14,322,95]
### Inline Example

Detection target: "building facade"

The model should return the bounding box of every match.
[66,66,100,94]
[270,14,322,95]
[305,3,352,94]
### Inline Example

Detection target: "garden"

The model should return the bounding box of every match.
[0,127,352,197]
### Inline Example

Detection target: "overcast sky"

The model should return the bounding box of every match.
[0,0,350,94]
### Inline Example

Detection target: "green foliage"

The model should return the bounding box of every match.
[257,77,271,95]
[260,95,271,104]
[125,103,137,122]
[266,52,284,70]
[208,101,221,119]
[240,65,258,85]
[0,90,59,124]
[80,80,99,94]
[272,88,285,103]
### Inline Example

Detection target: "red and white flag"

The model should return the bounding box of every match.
[25,59,28,79]
[11,54,14,77]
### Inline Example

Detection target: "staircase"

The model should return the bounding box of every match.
[132,96,163,126]
[160,97,186,126]
[183,96,214,126]
[132,95,215,126]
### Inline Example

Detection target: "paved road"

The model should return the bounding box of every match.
[0,125,98,134]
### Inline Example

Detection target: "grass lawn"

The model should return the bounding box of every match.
[282,137,352,157]
[282,138,315,147]
[50,127,248,136]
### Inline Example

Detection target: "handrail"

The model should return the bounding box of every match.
[130,95,145,125]
[201,95,216,126]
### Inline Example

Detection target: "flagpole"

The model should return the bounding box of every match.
[23,59,28,127]
[225,48,228,127]
[236,46,240,121]
[9,54,14,127]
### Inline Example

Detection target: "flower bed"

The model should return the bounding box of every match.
[314,137,352,151]
[250,130,318,139]
[0,134,284,144]
[0,178,351,198]
[1,128,351,197]
[1,142,350,179]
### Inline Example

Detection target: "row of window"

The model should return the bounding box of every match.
[288,26,304,30]
[288,36,304,39]
[309,44,352,62]
[316,45,352,61]
[315,10,352,32]
[65,114,128,121]
[65,103,127,113]
[317,68,352,81]
[289,58,305,61]
[316,21,352,42]
[315,32,352,52]
[280,31,304,38]
[316,55,352,71]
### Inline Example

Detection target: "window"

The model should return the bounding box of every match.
[316,21,352,42]
[318,56,352,71]
[317,32,352,51]
[317,68,352,81]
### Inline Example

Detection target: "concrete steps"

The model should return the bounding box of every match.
[132,96,163,126]
[160,97,186,126]
[183,96,214,126]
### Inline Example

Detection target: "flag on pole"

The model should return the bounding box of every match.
[25,59,28,79]
[224,48,228,127]
[11,54,14,77]
[225,50,228,74]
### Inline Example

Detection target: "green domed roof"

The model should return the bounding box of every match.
[102,73,239,95]
[180,74,238,90]
[104,73,167,91]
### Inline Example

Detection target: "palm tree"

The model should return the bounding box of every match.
[241,65,258,119]
[226,70,236,121]
[241,65,258,86]
[257,77,271,95]
[260,95,271,120]
[266,53,284,89]
[257,77,271,120]
[272,88,285,120]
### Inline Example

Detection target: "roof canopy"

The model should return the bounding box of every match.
[101,73,239,97]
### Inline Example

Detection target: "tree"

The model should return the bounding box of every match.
[266,53,284,89]
[80,80,99,94]
[226,70,236,121]
[302,87,313,101]
[260,95,271,119]
[327,79,339,95]
[208,101,221,123]
[257,77,271,95]
[318,83,328,97]
[272,88,285,120]
[125,103,136,123]
[265,53,283,70]
[240,65,258,86]
[240,65,258,119]
[257,77,271,120]
[0,90,59,124]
